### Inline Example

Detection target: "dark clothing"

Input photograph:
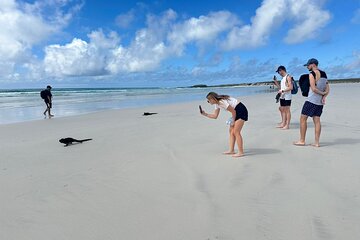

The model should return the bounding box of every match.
[43,89,52,107]
[301,101,323,117]
[298,74,310,97]
[280,99,291,106]
[235,102,248,121]
[43,89,52,101]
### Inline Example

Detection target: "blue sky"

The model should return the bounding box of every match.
[0,0,359,88]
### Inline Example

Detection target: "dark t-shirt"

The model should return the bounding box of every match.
[43,89,52,103]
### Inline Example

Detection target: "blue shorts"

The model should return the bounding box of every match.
[301,101,323,117]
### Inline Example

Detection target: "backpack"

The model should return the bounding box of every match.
[290,76,298,94]
[40,90,47,99]
[298,70,328,97]
[298,74,310,97]
[286,75,298,94]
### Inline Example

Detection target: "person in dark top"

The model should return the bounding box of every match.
[43,85,54,118]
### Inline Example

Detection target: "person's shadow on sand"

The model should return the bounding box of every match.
[320,138,360,147]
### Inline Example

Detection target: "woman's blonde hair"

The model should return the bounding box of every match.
[206,92,230,102]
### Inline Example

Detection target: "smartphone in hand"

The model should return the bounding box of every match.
[199,105,203,114]
[273,75,277,81]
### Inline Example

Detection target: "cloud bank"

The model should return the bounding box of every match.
[222,0,331,49]
[45,10,240,77]
[42,0,332,78]
[0,0,338,83]
[0,0,82,80]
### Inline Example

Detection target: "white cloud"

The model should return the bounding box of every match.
[325,51,360,78]
[44,9,239,76]
[44,30,120,76]
[0,0,82,80]
[0,0,341,83]
[168,11,239,54]
[222,0,331,50]
[0,0,53,61]
[115,9,136,28]
[351,8,360,24]
[109,10,239,73]
[349,50,360,69]
[222,0,287,50]
[284,0,331,44]
[107,9,177,73]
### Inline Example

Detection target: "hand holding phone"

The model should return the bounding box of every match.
[199,105,203,114]
[273,75,277,81]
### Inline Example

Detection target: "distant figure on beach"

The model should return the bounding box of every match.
[41,85,54,118]
[273,66,293,130]
[294,58,329,147]
[200,92,248,157]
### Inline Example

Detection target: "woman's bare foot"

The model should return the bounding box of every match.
[281,126,289,130]
[223,151,236,155]
[311,143,320,147]
[232,153,244,158]
[277,125,285,128]
[293,141,306,146]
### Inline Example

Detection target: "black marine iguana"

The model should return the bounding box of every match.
[143,112,158,116]
[59,137,92,147]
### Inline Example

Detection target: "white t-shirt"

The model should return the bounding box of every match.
[215,97,238,110]
[280,74,292,100]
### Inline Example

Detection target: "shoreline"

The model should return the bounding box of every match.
[190,78,360,88]
[1,82,359,126]
[0,85,272,125]
[1,77,359,91]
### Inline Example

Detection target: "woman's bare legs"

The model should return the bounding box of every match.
[232,119,245,157]
[223,126,236,154]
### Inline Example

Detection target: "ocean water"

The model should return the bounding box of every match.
[0,86,272,124]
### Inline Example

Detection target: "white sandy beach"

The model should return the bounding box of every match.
[1,83,360,240]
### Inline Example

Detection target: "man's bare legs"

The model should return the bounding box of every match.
[44,103,54,118]
[278,106,283,125]
[277,106,285,127]
[281,106,291,129]
[277,106,291,129]
[223,126,236,154]
[294,114,308,146]
[312,116,321,147]
[232,119,245,157]
[44,103,49,118]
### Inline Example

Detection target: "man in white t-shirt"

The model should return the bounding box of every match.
[273,66,293,130]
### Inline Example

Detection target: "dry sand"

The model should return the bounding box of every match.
[1,83,360,240]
